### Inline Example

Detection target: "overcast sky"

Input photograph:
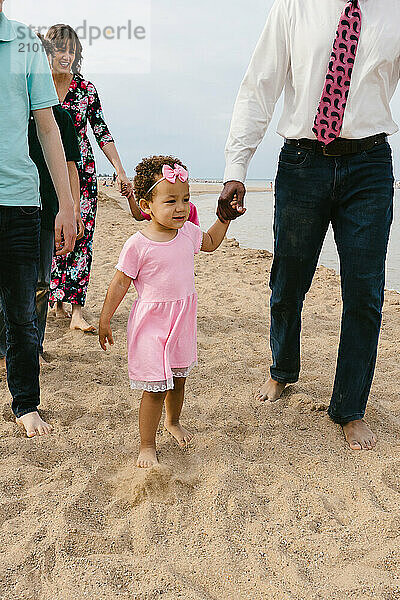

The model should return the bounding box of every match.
[7,0,400,179]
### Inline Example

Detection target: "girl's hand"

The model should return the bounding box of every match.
[99,319,114,351]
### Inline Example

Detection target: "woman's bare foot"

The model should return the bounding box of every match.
[16,411,53,438]
[342,420,377,450]
[54,301,71,319]
[255,377,286,402]
[70,305,96,334]
[165,422,193,448]
[39,353,53,366]
[136,446,158,468]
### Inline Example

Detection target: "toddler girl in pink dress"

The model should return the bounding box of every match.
[99,155,241,468]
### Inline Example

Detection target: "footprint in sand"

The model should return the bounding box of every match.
[382,462,400,494]
[114,463,199,507]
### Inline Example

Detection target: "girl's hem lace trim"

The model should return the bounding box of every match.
[130,362,197,392]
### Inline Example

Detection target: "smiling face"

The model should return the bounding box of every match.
[140,178,190,231]
[52,38,76,74]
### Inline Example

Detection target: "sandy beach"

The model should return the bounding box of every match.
[0,183,399,600]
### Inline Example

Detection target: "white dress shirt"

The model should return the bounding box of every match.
[224,0,400,183]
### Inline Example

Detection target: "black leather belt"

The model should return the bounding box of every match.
[285,133,387,156]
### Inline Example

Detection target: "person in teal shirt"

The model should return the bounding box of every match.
[0,2,77,438]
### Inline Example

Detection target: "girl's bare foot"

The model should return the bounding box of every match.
[136,446,158,468]
[70,305,96,334]
[54,301,71,319]
[16,411,53,438]
[165,422,193,448]
[342,420,377,450]
[255,377,286,402]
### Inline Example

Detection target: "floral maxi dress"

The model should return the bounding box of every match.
[50,73,114,306]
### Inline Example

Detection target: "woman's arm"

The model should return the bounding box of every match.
[67,161,85,240]
[86,81,133,196]
[99,270,132,350]
[101,142,133,195]
[33,107,77,255]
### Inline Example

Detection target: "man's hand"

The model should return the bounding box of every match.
[99,318,114,351]
[217,180,246,223]
[54,208,77,256]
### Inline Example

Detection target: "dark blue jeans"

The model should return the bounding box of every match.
[0,206,41,418]
[0,225,54,357]
[270,141,394,424]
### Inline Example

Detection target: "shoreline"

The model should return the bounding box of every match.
[99,181,400,295]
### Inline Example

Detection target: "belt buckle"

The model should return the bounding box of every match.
[322,145,341,157]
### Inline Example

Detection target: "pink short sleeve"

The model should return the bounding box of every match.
[116,235,142,279]
[182,221,203,255]
[189,202,200,226]
[140,209,151,221]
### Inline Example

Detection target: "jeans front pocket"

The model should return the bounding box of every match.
[361,142,392,164]
[279,145,311,169]
[18,206,40,216]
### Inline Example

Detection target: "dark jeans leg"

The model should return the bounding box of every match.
[0,206,41,418]
[36,227,55,354]
[328,145,394,424]
[269,146,332,383]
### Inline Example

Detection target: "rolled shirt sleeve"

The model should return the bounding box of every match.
[87,81,114,149]
[224,0,290,183]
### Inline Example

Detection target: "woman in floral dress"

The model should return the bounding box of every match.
[46,24,133,332]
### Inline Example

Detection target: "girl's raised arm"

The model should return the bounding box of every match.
[201,219,231,253]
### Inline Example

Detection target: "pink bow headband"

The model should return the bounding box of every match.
[145,164,189,196]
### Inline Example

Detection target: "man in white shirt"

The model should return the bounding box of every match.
[218,0,400,450]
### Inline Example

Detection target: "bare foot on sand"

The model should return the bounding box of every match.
[255,377,286,402]
[137,446,158,468]
[342,420,377,450]
[70,306,96,334]
[39,353,55,369]
[165,422,193,448]
[54,301,71,319]
[16,411,53,438]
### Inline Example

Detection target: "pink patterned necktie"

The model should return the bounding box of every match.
[312,0,362,145]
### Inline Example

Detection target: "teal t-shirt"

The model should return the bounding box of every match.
[0,13,59,206]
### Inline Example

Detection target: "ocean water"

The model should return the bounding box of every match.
[195,189,400,292]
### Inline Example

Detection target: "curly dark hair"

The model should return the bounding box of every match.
[46,24,83,74]
[134,155,189,201]
[36,33,55,58]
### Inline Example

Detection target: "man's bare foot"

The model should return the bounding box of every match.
[136,446,158,468]
[16,411,53,438]
[54,301,71,319]
[342,420,377,451]
[165,422,193,448]
[255,377,286,402]
[70,306,96,333]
